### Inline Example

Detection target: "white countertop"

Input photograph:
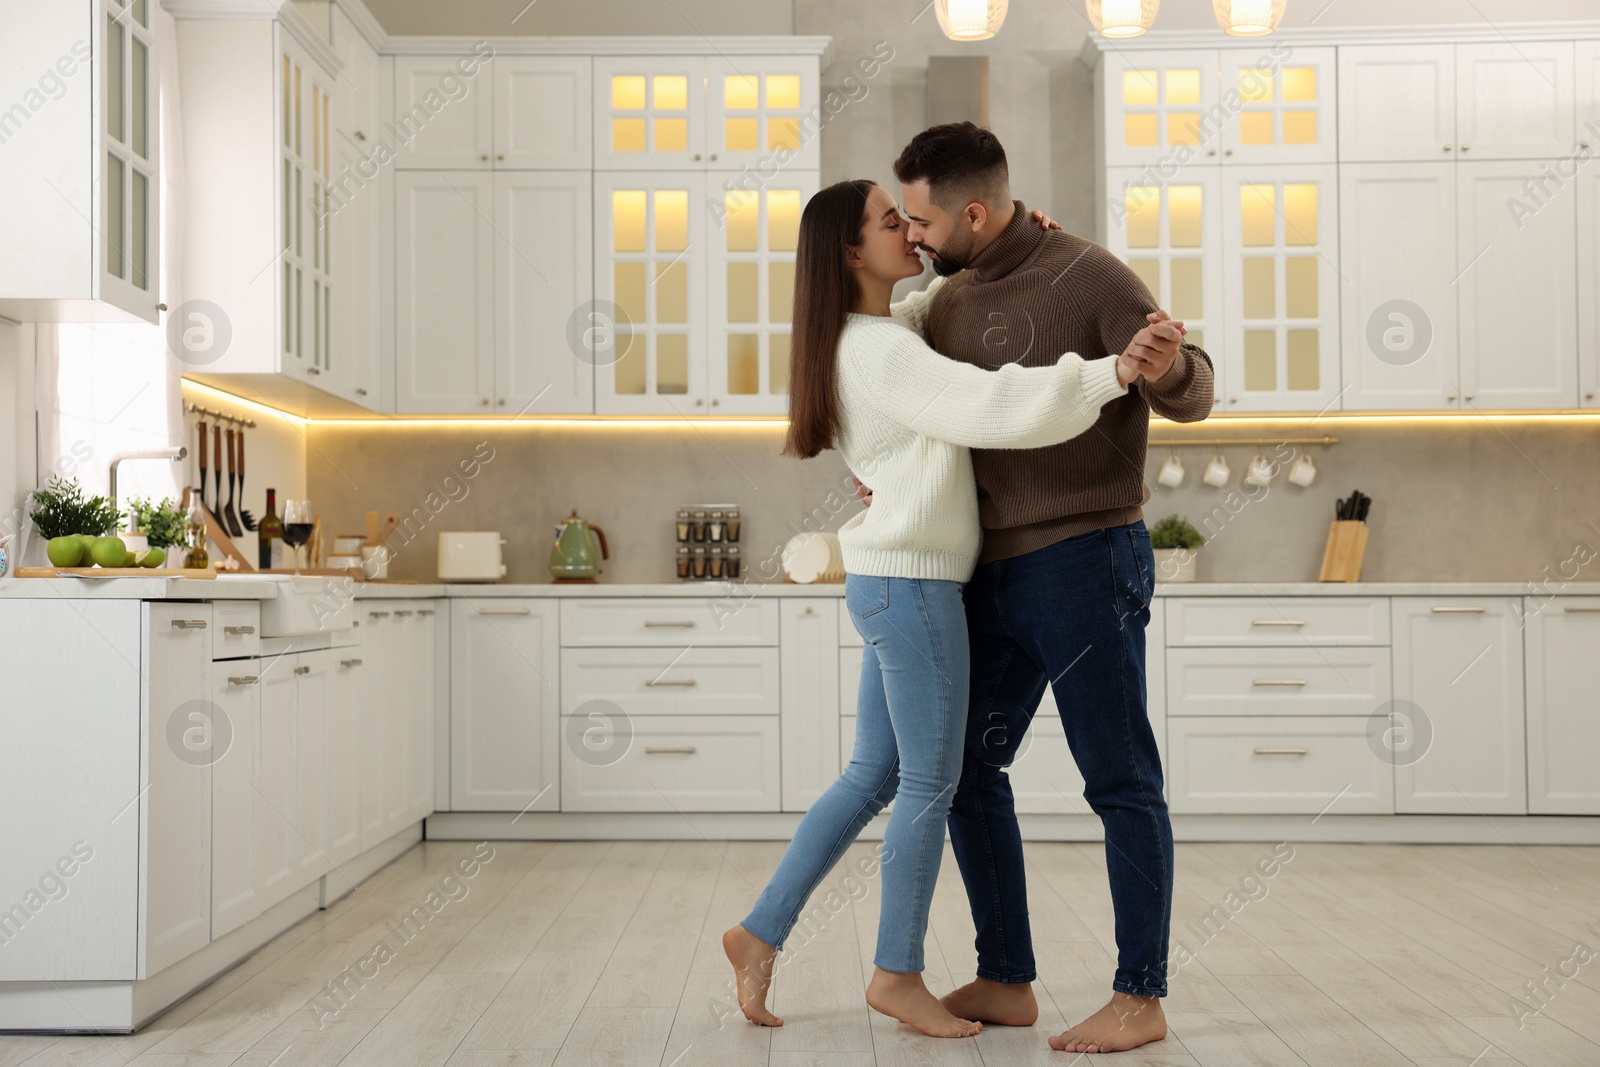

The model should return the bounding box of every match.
[3,576,1599,600]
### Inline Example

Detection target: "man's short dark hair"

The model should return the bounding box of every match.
[892,122,1010,213]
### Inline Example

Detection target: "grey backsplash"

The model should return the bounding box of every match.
[305,420,1600,588]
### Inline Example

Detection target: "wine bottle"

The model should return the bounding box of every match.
[258,488,283,570]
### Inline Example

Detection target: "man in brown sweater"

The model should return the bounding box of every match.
[886,123,1214,1053]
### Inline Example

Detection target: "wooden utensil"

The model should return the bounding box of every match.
[16,567,217,579]
[365,509,379,546]
[375,511,399,546]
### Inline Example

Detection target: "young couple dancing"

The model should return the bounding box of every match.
[721,122,1214,1053]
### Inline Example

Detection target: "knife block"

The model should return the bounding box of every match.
[1319,520,1369,582]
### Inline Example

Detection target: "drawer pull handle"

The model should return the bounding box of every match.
[172,619,208,630]
[228,675,259,686]
[643,620,696,628]
[395,610,415,617]
[418,609,436,616]
[368,611,391,619]
[1251,620,1304,628]
[1431,606,1485,614]
[1563,606,1600,613]
[294,665,311,676]
[644,679,698,687]
[645,746,698,755]
[1253,747,1309,756]
[341,658,364,668]
[1253,679,1308,687]
[224,625,256,636]
[480,608,532,616]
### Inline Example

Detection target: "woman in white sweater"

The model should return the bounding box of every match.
[723,180,1144,1039]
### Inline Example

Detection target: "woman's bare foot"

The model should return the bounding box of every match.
[1049,992,1167,1053]
[722,925,783,1026]
[866,968,982,1038]
[939,977,1039,1026]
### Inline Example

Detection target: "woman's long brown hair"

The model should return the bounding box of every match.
[783,179,877,459]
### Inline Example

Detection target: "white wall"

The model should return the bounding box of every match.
[0,321,36,559]
[360,0,792,36]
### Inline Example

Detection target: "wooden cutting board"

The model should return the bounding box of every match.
[15,567,218,579]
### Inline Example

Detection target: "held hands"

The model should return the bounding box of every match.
[850,476,874,507]
[1121,310,1187,383]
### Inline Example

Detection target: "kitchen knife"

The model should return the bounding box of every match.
[212,423,223,512]
[1356,493,1372,523]
[197,419,208,506]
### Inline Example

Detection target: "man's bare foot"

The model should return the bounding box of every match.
[722,925,783,1026]
[866,968,982,1038]
[939,977,1039,1026]
[1049,992,1167,1053]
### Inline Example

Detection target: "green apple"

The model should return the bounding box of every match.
[135,547,166,569]
[90,536,129,568]
[47,536,84,567]
[75,533,98,557]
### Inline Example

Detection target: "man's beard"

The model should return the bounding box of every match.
[924,229,976,277]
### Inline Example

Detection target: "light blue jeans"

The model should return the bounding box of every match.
[741,573,970,973]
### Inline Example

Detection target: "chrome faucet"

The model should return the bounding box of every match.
[107,447,189,521]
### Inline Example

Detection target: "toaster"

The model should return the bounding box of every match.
[437,532,507,582]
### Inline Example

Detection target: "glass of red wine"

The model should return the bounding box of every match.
[282,500,313,575]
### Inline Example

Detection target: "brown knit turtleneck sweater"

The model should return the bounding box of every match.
[926,200,1215,564]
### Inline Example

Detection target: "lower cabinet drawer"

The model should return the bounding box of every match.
[560,646,780,716]
[561,715,781,812]
[1166,717,1392,815]
[212,600,261,659]
[1166,646,1392,717]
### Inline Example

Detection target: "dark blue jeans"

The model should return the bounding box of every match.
[946,520,1173,998]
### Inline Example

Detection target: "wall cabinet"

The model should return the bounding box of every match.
[394,170,593,414]
[1337,45,1457,163]
[1391,598,1526,815]
[1218,47,1337,165]
[330,5,382,149]
[0,0,161,324]
[1098,49,1223,168]
[593,56,820,172]
[1525,599,1600,814]
[1577,150,1600,409]
[1456,43,1575,161]
[394,54,591,170]
[449,599,561,812]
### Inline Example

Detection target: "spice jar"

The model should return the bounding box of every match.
[708,509,725,542]
[690,510,708,542]
[675,545,691,579]
[725,545,741,578]
[725,508,741,542]
[691,545,708,578]
[675,508,691,542]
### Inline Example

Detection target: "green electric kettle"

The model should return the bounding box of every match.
[549,508,609,581]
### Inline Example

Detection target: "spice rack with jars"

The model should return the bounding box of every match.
[674,503,742,581]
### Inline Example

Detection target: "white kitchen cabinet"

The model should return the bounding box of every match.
[1336,45,1456,163]
[1391,598,1527,815]
[325,650,365,868]
[1219,164,1341,412]
[331,134,381,407]
[291,649,331,888]
[330,4,382,149]
[562,715,782,812]
[780,599,840,811]
[450,599,561,812]
[255,648,298,911]
[1338,163,1460,410]
[211,664,262,939]
[594,55,822,172]
[1456,43,1575,161]
[0,1,160,324]
[401,606,438,824]
[394,170,496,412]
[561,597,780,646]
[1524,599,1600,814]
[1579,150,1600,409]
[1166,646,1392,718]
[1457,162,1579,409]
[394,53,591,170]
[1219,47,1336,165]
[494,171,594,414]
[1102,166,1224,369]
[358,607,400,846]
[1097,49,1223,168]
[139,604,212,977]
[1167,716,1392,815]
[1165,596,1389,646]
[560,646,781,716]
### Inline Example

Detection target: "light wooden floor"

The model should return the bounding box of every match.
[4,839,1599,1066]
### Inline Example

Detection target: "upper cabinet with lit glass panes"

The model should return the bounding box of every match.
[594,56,820,171]
[0,0,161,324]
[1098,48,1335,168]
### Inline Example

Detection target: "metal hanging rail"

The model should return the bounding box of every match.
[183,401,257,428]
[1147,435,1339,448]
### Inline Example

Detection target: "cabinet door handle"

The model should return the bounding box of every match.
[395,609,414,617]
[1251,619,1304,627]
[224,625,256,636]
[355,130,366,142]
[480,153,489,161]
[1431,606,1485,613]
[480,608,532,616]
[1253,679,1308,687]
[1253,747,1309,756]
[645,746,698,755]
[341,658,364,668]
[1563,606,1600,613]
[803,606,814,615]
[1460,143,1470,151]
[171,619,208,630]
[418,609,435,616]
[294,665,311,676]
[228,675,260,686]
[368,611,391,619]
[644,679,697,687]
[643,620,696,628]
[1443,144,1453,152]
[355,387,368,396]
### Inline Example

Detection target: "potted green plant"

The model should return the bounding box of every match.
[28,475,123,567]
[1149,514,1204,583]
[128,496,187,568]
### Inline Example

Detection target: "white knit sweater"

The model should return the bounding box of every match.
[834,279,1128,583]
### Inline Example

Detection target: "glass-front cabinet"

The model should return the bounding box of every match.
[1219,48,1336,164]
[281,37,335,389]
[0,0,160,323]
[1099,50,1223,167]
